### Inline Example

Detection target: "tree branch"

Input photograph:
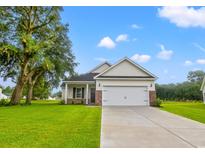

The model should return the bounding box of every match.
[31,8,54,31]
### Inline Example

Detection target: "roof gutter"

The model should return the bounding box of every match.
[62,81,95,84]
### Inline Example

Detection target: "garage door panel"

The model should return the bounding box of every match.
[102,86,148,106]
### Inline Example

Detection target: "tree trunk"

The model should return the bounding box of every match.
[10,56,30,105]
[10,75,26,105]
[25,71,42,105]
[26,83,33,105]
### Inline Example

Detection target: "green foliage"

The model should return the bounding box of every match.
[154,98,162,107]
[187,70,205,83]
[0,99,10,106]
[23,76,51,99]
[1,7,62,78]
[156,70,204,101]
[59,100,65,105]
[156,82,203,101]
[33,77,51,99]
[0,101,101,147]
[0,7,77,104]
[2,86,13,96]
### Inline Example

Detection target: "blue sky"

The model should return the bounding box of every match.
[1,6,205,91]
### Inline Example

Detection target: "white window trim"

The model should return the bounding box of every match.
[73,87,85,99]
[76,87,82,99]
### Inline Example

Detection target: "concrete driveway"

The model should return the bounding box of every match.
[101,106,205,148]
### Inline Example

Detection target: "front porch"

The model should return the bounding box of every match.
[62,81,96,105]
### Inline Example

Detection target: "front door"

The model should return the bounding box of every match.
[90,88,96,103]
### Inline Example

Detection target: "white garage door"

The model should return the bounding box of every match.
[102,86,148,106]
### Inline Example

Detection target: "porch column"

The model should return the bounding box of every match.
[86,84,89,104]
[65,83,68,104]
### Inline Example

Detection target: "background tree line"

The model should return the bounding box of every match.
[156,70,205,101]
[1,81,61,100]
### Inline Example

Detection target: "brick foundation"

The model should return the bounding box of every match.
[149,91,156,106]
[95,90,102,106]
[67,99,86,104]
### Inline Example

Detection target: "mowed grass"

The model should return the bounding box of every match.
[0,100,101,148]
[161,101,205,124]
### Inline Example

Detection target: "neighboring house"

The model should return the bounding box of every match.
[200,77,205,103]
[0,88,8,100]
[47,96,56,100]
[62,57,157,106]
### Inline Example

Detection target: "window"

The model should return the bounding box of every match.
[73,87,85,99]
[76,88,82,98]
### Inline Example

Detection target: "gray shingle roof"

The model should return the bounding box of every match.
[68,73,98,81]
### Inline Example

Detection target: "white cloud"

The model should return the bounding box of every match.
[131,54,151,63]
[97,37,116,49]
[115,34,128,42]
[94,57,109,62]
[158,6,205,28]
[157,44,173,60]
[196,59,205,64]
[131,24,142,29]
[184,60,193,66]
[193,43,205,52]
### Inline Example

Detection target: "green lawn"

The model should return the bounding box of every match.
[161,101,205,124]
[0,100,101,148]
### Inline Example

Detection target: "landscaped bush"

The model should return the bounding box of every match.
[0,99,10,106]
[59,100,65,105]
[154,98,162,107]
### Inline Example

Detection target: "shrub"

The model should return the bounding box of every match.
[0,99,10,106]
[154,98,162,107]
[59,100,65,105]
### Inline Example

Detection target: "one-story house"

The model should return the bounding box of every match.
[200,77,205,103]
[0,88,8,100]
[62,57,157,106]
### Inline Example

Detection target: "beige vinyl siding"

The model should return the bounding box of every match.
[101,60,149,77]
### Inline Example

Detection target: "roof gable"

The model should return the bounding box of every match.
[95,58,157,79]
[90,62,111,74]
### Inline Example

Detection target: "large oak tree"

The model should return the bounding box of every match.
[0,7,76,105]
